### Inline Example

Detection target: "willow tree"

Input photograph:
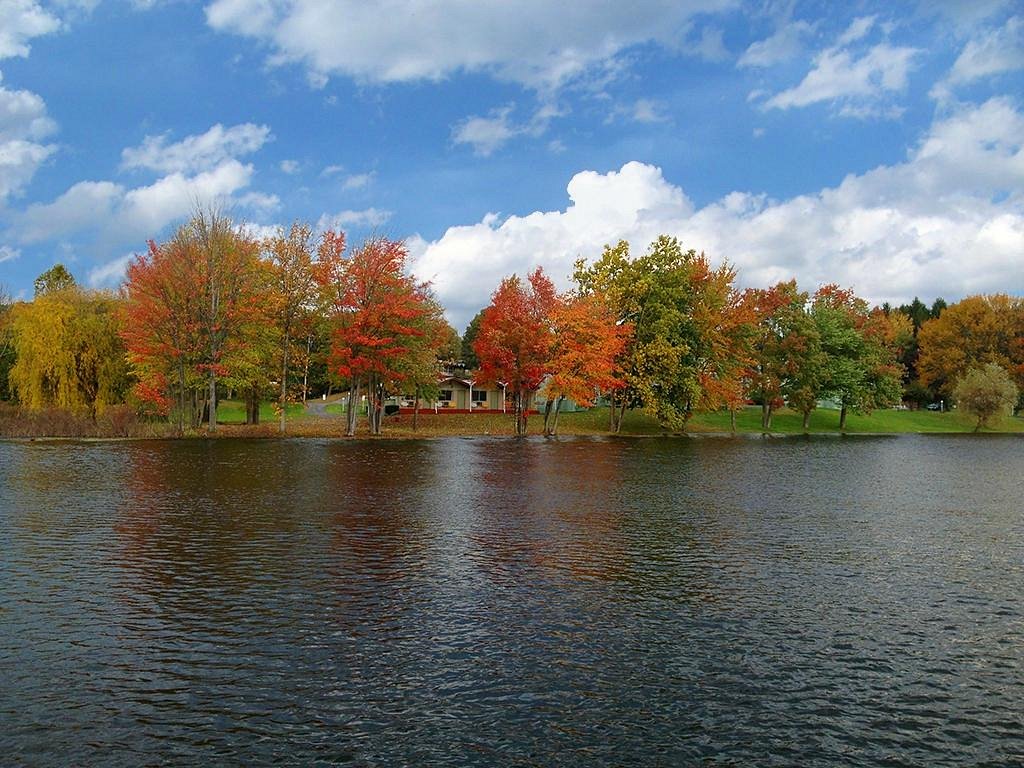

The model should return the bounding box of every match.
[9,285,130,417]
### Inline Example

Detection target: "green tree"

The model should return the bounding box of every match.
[461,310,484,370]
[812,286,904,430]
[953,363,1019,431]
[574,236,745,431]
[33,264,76,296]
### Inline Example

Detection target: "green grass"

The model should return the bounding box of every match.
[216,399,307,424]
[212,400,1024,436]
[687,406,1024,434]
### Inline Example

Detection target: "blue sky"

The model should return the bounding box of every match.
[1,0,1022,329]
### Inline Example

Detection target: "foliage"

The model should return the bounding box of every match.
[473,268,558,435]
[811,285,905,429]
[33,263,76,296]
[573,236,746,431]
[9,286,131,417]
[542,293,632,434]
[121,210,267,432]
[461,310,484,369]
[917,294,1024,402]
[316,234,440,435]
[953,363,1019,431]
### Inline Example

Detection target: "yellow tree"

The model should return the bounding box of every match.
[10,285,130,417]
[918,294,1024,400]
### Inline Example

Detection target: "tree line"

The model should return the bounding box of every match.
[0,212,1021,435]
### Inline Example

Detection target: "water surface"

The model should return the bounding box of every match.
[1,436,1022,765]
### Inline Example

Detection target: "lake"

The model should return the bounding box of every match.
[1,435,1022,766]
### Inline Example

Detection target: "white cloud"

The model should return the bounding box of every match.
[15,160,255,244]
[0,73,57,199]
[632,98,668,123]
[120,122,272,174]
[320,163,345,176]
[342,171,374,190]
[836,16,876,47]
[0,0,60,60]
[691,26,729,62]
[937,15,1024,97]
[279,159,300,174]
[411,100,1024,329]
[763,42,920,116]
[203,0,737,92]
[452,101,564,155]
[738,20,815,68]
[236,222,282,241]
[452,105,518,156]
[0,244,20,262]
[316,207,392,230]
[87,253,132,288]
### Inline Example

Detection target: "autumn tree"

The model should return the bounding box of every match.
[744,281,823,430]
[316,234,437,436]
[953,363,1019,431]
[264,222,324,432]
[917,294,1024,403]
[474,268,558,436]
[542,293,631,435]
[121,209,266,432]
[9,284,130,417]
[574,236,746,431]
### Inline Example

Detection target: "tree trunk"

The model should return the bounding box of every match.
[302,334,312,403]
[346,379,359,437]
[616,401,627,434]
[551,396,564,435]
[761,402,769,430]
[802,410,811,431]
[177,360,186,435]
[543,398,554,436]
[764,402,774,431]
[730,408,736,433]
[413,386,420,432]
[839,404,848,431]
[608,391,616,431]
[208,368,217,433]
[280,334,289,434]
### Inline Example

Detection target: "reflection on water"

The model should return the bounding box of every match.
[1,435,1022,766]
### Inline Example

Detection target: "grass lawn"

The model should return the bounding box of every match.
[216,399,307,425]
[686,406,1024,434]
[208,401,1023,436]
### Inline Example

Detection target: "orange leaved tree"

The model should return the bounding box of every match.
[474,268,558,436]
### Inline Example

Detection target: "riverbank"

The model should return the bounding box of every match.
[9,402,1019,439]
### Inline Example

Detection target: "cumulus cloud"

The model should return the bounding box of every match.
[411,100,1024,329]
[316,207,392,230]
[120,122,272,174]
[738,20,815,68]
[87,253,133,288]
[203,0,736,91]
[0,244,20,262]
[0,0,60,60]
[14,160,255,244]
[0,73,57,199]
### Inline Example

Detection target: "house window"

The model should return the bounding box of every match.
[439,389,453,402]
[472,390,487,404]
